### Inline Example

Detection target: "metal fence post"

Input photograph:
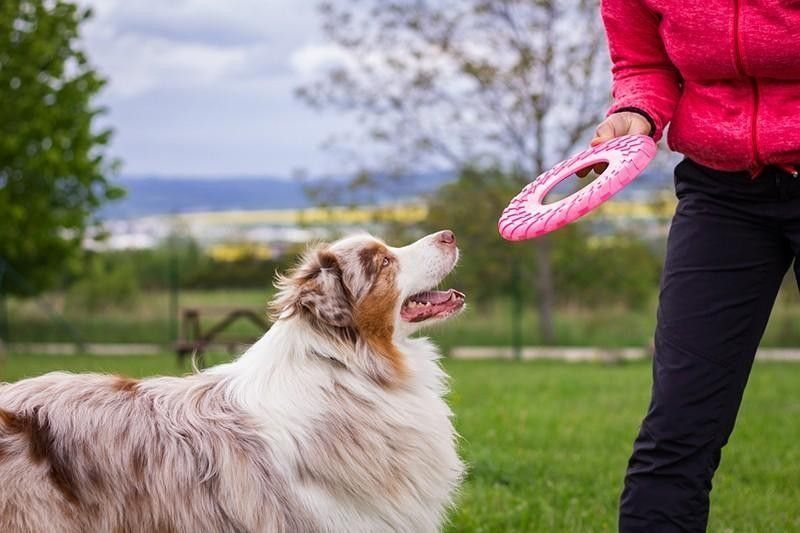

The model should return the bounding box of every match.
[511,259,523,361]
[168,238,179,345]
[0,259,8,344]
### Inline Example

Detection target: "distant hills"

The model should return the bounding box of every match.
[101,176,313,219]
[100,172,456,219]
[102,168,672,220]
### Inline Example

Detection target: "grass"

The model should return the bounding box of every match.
[7,288,800,349]
[445,359,800,532]
[1,353,798,531]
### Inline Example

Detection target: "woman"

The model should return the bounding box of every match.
[592,1,800,531]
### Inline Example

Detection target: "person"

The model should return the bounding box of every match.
[588,1,800,531]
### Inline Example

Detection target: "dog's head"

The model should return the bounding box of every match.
[270,231,464,383]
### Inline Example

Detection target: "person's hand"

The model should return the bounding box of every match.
[576,111,651,178]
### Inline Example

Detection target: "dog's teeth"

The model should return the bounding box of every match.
[425,302,432,307]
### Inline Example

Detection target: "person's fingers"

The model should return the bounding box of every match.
[627,113,652,136]
[591,112,652,146]
[576,162,610,179]
[590,117,617,146]
[579,111,650,178]
[581,116,620,176]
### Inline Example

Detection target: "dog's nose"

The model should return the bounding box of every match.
[437,230,456,246]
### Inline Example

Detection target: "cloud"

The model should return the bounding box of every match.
[91,34,249,98]
[72,0,358,176]
[78,0,323,98]
[83,0,312,46]
[290,44,353,77]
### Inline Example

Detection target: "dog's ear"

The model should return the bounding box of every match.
[270,247,353,328]
[297,251,353,327]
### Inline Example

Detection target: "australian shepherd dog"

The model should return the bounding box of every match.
[0,231,466,532]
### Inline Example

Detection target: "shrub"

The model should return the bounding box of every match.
[65,255,140,312]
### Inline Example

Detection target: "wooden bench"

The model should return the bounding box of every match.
[174,307,269,367]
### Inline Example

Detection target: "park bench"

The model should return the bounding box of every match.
[174,307,269,367]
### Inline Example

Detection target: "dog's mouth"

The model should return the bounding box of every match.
[400,289,465,323]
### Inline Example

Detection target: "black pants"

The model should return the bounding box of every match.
[619,159,800,532]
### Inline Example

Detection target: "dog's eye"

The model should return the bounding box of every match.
[381,257,391,268]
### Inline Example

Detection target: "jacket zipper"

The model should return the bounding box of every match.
[732,0,762,169]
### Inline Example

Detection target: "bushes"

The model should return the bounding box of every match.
[423,167,539,306]
[552,230,661,309]
[183,257,287,289]
[63,239,300,293]
[65,255,140,312]
[423,166,663,310]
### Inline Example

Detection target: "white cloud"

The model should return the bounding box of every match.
[71,0,358,176]
[83,0,311,45]
[78,0,320,98]
[90,33,249,98]
[290,44,353,77]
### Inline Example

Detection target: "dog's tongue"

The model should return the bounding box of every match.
[402,289,466,323]
[413,290,454,305]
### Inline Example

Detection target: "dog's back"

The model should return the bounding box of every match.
[0,372,313,533]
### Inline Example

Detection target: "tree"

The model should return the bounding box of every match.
[425,165,661,309]
[424,166,533,305]
[0,0,121,295]
[299,0,609,342]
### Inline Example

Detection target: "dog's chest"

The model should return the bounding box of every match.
[286,371,463,531]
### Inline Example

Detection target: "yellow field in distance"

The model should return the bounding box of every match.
[174,204,430,226]
[170,194,676,228]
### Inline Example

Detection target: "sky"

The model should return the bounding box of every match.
[77,0,353,178]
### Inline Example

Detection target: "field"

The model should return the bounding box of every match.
[1,354,798,531]
[7,288,800,350]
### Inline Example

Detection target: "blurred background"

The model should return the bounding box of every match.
[2,2,800,530]
[2,0,798,358]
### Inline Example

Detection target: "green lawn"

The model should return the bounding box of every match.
[446,359,800,532]
[1,354,798,531]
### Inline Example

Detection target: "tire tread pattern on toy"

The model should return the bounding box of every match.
[498,135,657,241]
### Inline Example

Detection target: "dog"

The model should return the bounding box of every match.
[0,231,466,532]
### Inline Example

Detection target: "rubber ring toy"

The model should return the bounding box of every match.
[498,134,657,241]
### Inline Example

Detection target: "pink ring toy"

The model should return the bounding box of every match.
[498,135,657,241]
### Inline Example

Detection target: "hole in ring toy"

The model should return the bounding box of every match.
[498,134,657,241]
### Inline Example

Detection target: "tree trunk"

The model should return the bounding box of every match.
[532,95,557,344]
[533,237,556,344]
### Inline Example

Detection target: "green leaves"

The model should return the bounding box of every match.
[0,0,120,295]
[423,167,535,305]
[423,166,661,309]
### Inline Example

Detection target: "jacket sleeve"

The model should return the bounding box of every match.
[601,0,682,141]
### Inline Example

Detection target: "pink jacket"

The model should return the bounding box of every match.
[601,0,800,174]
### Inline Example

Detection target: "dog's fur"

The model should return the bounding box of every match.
[0,232,465,532]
